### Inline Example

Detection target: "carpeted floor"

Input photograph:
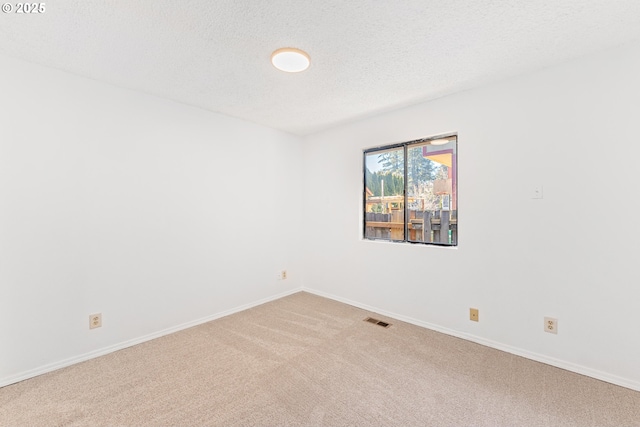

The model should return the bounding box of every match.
[1,291,639,426]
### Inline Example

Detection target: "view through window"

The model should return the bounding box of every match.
[363,135,457,246]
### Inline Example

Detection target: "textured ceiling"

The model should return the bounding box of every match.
[1,1,640,135]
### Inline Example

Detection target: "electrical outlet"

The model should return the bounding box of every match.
[469,308,479,322]
[281,270,287,280]
[544,317,557,334]
[89,313,102,329]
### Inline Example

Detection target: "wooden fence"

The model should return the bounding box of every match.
[365,209,457,245]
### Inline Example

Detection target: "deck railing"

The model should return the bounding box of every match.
[364,210,457,245]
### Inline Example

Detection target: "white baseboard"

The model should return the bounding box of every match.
[303,287,640,393]
[5,286,639,393]
[0,287,303,388]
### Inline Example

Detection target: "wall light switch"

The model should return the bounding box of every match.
[532,185,543,199]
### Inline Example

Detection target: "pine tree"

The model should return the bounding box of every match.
[377,150,404,174]
[365,169,404,197]
[407,146,436,186]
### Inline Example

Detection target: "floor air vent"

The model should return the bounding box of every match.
[364,317,391,328]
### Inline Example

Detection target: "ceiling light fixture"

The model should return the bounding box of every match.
[271,48,310,73]
[429,138,450,146]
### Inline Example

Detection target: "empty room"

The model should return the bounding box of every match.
[1,1,640,426]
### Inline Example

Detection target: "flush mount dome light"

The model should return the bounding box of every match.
[429,138,450,146]
[271,48,310,73]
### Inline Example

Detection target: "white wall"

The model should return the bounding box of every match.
[302,40,640,390]
[0,55,303,385]
[3,40,640,391]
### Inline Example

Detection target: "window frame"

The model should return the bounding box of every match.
[362,133,458,247]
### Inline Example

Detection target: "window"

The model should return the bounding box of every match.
[363,135,457,246]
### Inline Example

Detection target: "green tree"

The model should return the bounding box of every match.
[407,146,436,187]
[365,169,403,197]
[377,150,403,174]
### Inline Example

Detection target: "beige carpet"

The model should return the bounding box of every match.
[1,292,639,426]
